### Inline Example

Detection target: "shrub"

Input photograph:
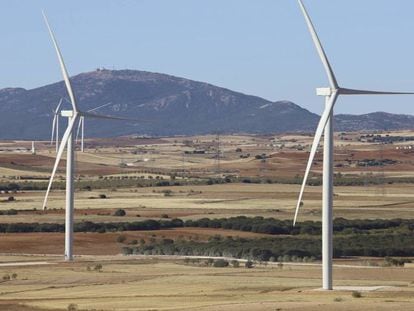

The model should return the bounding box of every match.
[245,260,254,269]
[113,209,126,217]
[122,247,133,255]
[7,196,15,202]
[2,274,10,281]
[99,194,107,199]
[11,273,17,279]
[116,235,127,243]
[67,304,78,311]
[161,214,169,219]
[94,264,103,272]
[213,259,229,268]
[352,291,362,298]
[230,260,240,268]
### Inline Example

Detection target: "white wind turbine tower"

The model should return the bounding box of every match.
[50,98,63,152]
[41,12,136,261]
[75,102,113,152]
[293,0,414,290]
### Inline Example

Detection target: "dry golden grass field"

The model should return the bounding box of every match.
[1,256,414,311]
[0,132,413,310]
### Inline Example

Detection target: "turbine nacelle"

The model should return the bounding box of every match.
[316,87,333,97]
[61,110,74,118]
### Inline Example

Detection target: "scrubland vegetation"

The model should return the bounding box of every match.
[0,216,406,261]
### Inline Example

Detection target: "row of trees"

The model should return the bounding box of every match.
[3,173,414,192]
[122,233,414,261]
[0,217,412,235]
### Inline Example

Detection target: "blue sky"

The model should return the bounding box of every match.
[1,0,414,115]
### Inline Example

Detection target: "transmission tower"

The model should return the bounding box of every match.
[215,133,221,175]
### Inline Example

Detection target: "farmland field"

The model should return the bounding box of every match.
[0,131,413,310]
[1,256,414,311]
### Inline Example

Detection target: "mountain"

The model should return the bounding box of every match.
[0,69,411,139]
[334,112,414,132]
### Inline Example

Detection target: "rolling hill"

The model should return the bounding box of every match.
[0,69,411,139]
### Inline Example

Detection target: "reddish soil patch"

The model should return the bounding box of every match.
[0,228,269,256]
[87,136,168,148]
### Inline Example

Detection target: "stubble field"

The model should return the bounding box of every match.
[0,131,413,310]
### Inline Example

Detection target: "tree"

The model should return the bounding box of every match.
[67,304,78,311]
[245,260,254,269]
[116,235,127,243]
[231,260,240,268]
[213,259,229,267]
[114,209,126,217]
[94,264,103,272]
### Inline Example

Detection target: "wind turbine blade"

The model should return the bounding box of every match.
[297,0,338,89]
[87,102,112,113]
[55,98,63,114]
[80,111,147,122]
[76,117,83,143]
[51,115,56,145]
[42,113,79,210]
[56,115,59,152]
[340,88,414,95]
[293,91,339,226]
[42,11,78,113]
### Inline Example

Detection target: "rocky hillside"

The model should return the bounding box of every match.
[0,69,411,139]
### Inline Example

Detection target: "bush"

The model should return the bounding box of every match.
[230,260,240,268]
[122,247,133,255]
[213,259,229,268]
[67,304,78,311]
[352,291,362,298]
[99,194,107,199]
[116,235,127,243]
[113,209,126,217]
[7,196,15,202]
[93,264,103,272]
[11,273,17,279]
[245,260,254,269]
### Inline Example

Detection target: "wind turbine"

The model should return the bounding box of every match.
[75,102,113,152]
[41,12,136,261]
[50,98,63,152]
[293,0,414,290]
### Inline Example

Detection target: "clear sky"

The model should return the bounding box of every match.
[1,0,414,115]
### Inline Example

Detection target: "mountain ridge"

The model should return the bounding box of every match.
[0,69,411,139]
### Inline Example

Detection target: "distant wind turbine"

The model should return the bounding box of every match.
[293,0,414,290]
[75,102,113,152]
[41,11,138,261]
[50,98,63,152]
